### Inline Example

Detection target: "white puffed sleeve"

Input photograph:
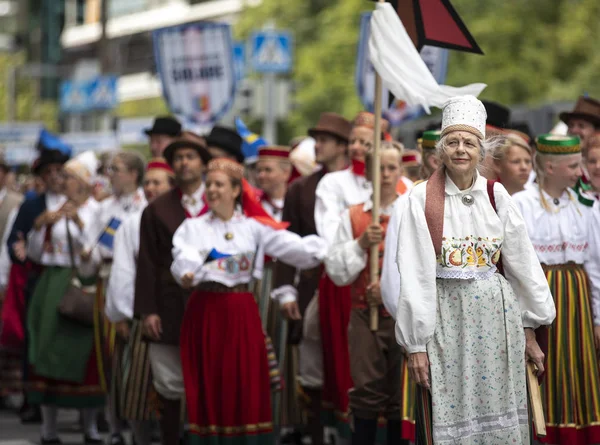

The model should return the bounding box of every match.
[0,208,18,291]
[170,219,210,287]
[255,220,327,270]
[585,203,600,326]
[324,209,366,287]
[314,174,345,247]
[105,215,138,322]
[395,190,437,353]
[271,285,298,304]
[381,198,406,318]
[26,226,46,264]
[495,185,556,328]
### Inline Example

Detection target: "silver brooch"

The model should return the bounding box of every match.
[462,194,475,206]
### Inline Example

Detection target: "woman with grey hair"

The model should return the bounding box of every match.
[393,95,555,444]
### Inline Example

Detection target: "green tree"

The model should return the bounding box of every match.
[236,0,600,136]
[0,52,58,129]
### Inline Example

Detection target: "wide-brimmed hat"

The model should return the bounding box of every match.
[144,116,182,137]
[163,134,212,166]
[308,113,352,142]
[32,149,70,175]
[205,126,244,163]
[559,96,600,127]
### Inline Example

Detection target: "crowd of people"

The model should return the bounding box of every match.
[0,93,599,445]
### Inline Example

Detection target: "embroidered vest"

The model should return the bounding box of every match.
[348,204,390,316]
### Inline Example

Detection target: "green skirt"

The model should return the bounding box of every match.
[27,266,95,383]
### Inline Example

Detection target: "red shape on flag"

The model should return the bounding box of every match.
[371,0,483,54]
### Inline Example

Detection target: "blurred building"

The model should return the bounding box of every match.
[61,0,259,105]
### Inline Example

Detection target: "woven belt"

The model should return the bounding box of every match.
[196,281,248,293]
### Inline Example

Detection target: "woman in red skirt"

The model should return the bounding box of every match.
[170,158,327,445]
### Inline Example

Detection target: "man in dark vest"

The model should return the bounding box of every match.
[134,135,211,445]
[272,112,351,445]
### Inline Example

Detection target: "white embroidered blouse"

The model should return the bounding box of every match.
[315,168,371,247]
[27,197,101,277]
[512,184,591,265]
[105,209,144,322]
[170,209,327,288]
[395,172,555,353]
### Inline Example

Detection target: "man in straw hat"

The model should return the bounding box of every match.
[134,135,211,445]
[271,112,351,445]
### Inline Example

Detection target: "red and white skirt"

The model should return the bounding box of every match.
[180,290,273,445]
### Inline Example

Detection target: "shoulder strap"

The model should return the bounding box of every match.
[424,168,446,257]
[486,180,505,276]
[65,218,77,270]
[487,179,497,212]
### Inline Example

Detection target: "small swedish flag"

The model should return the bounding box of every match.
[98,217,122,250]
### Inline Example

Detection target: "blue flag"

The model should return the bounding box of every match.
[235,117,268,163]
[206,248,232,262]
[98,217,122,250]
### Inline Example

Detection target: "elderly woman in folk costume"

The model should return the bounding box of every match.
[325,141,412,445]
[395,96,555,444]
[104,158,175,445]
[512,134,600,444]
[26,151,106,444]
[170,158,327,445]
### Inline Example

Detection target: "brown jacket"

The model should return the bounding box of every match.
[274,170,326,344]
[134,189,190,345]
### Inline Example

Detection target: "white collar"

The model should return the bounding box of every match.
[444,170,486,196]
[0,188,7,202]
[362,195,400,215]
[182,183,205,201]
[537,183,577,208]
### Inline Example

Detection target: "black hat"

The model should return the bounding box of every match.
[164,137,212,167]
[32,149,70,175]
[205,126,244,163]
[144,116,182,137]
[482,101,511,130]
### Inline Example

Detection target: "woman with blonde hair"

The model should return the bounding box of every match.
[491,133,533,195]
[395,95,555,444]
[171,158,327,445]
[26,151,105,444]
[513,134,600,443]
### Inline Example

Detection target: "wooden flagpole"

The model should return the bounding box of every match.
[369,0,385,332]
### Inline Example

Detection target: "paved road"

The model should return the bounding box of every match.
[0,409,133,445]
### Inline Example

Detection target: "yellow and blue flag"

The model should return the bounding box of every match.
[98,217,122,250]
[235,117,268,163]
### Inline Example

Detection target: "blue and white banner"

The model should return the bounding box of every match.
[356,12,449,126]
[60,76,118,114]
[153,22,237,125]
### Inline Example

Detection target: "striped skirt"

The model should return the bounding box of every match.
[541,264,600,444]
[112,320,156,421]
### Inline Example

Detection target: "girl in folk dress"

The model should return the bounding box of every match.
[513,134,600,444]
[396,96,555,444]
[171,158,327,445]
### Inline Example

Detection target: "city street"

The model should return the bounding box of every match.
[0,408,133,445]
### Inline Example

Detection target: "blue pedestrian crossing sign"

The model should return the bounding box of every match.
[250,30,293,74]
